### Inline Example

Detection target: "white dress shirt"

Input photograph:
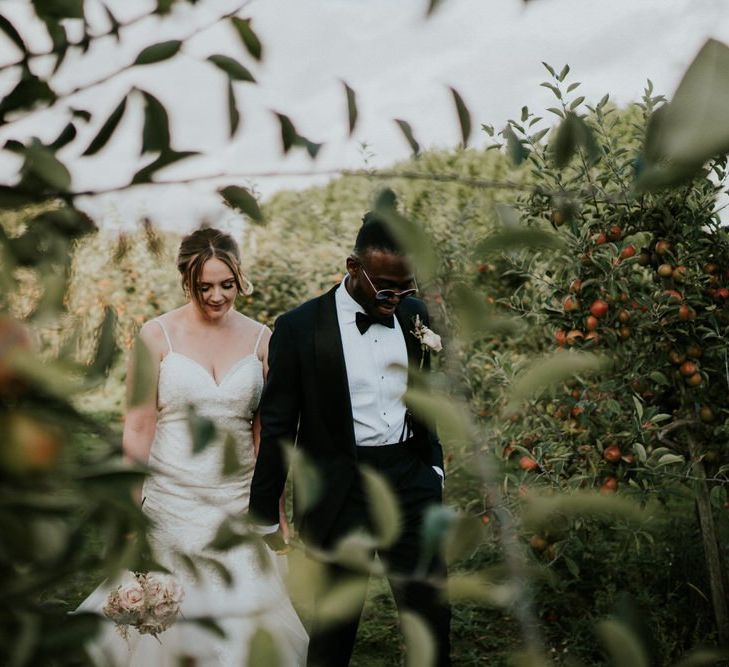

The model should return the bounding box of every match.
[335,277,410,446]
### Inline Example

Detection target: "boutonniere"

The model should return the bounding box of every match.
[411,315,442,368]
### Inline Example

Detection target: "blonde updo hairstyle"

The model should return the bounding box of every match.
[177,227,253,309]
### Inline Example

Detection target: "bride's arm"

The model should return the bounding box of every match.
[122,323,162,471]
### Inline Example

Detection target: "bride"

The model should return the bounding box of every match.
[77,227,308,666]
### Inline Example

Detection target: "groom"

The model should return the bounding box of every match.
[249,204,451,666]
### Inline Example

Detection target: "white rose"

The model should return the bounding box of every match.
[118,582,146,615]
[152,600,179,624]
[421,327,442,352]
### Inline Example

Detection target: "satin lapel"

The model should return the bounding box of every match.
[396,300,421,370]
[314,285,356,452]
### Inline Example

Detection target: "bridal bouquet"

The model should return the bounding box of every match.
[102,572,184,639]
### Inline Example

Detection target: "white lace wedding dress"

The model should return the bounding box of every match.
[77,319,308,666]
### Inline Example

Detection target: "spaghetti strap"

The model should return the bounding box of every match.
[253,325,266,357]
[154,318,174,353]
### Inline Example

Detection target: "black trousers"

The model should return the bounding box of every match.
[306,442,451,667]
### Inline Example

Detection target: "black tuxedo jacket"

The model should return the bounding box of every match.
[249,284,444,546]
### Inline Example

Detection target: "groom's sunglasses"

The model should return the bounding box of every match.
[360,267,418,301]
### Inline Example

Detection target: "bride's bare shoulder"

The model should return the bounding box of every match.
[138,308,184,355]
[231,311,270,334]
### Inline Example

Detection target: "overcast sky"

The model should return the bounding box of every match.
[1,0,728,232]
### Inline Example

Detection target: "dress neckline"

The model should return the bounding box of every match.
[161,351,261,388]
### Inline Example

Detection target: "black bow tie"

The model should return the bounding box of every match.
[355,311,395,335]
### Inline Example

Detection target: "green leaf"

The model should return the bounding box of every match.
[188,406,216,454]
[315,575,370,624]
[191,617,227,639]
[406,385,472,447]
[419,505,458,570]
[558,64,570,81]
[131,150,197,184]
[231,17,263,61]
[448,573,516,605]
[219,185,264,223]
[444,514,484,564]
[596,620,648,667]
[632,395,644,421]
[639,39,729,190]
[401,611,436,667]
[540,82,562,100]
[31,0,84,20]
[140,90,169,154]
[503,126,529,165]
[248,627,282,667]
[541,62,556,77]
[371,189,437,279]
[552,111,600,168]
[49,122,76,150]
[474,228,564,255]
[82,96,128,156]
[207,54,256,82]
[505,352,607,414]
[206,519,250,551]
[0,15,27,53]
[0,73,56,121]
[450,86,471,147]
[657,453,684,466]
[0,186,41,210]
[522,492,645,532]
[394,119,420,156]
[426,0,445,16]
[88,306,118,377]
[128,335,155,407]
[449,282,520,340]
[343,81,357,136]
[221,433,242,477]
[227,80,240,137]
[24,142,71,191]
[273,112,322,158]
[285,445,322,514]
[674,648,729,666]
[133,40,181,66]
[360,466,401,547]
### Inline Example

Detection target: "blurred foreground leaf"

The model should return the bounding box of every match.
[448,573,517,606]
[449,283,520,340]
[505,351,607,414]
[401,611,436,667]
[87,306,117,377]
[360,465,401,547]
[315,576,369,625]
[128,336,155,407]
[188,407,216,454]
[596,619,648,667]
[475,226,564,256]
[406,385,472,446]
[373,188,437,281]
[248,627,282,667]
[521,492,645,532]
[639,38,729,189]
[219,186,263,223]
[285,445,322,513]
[552,111,600,168]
